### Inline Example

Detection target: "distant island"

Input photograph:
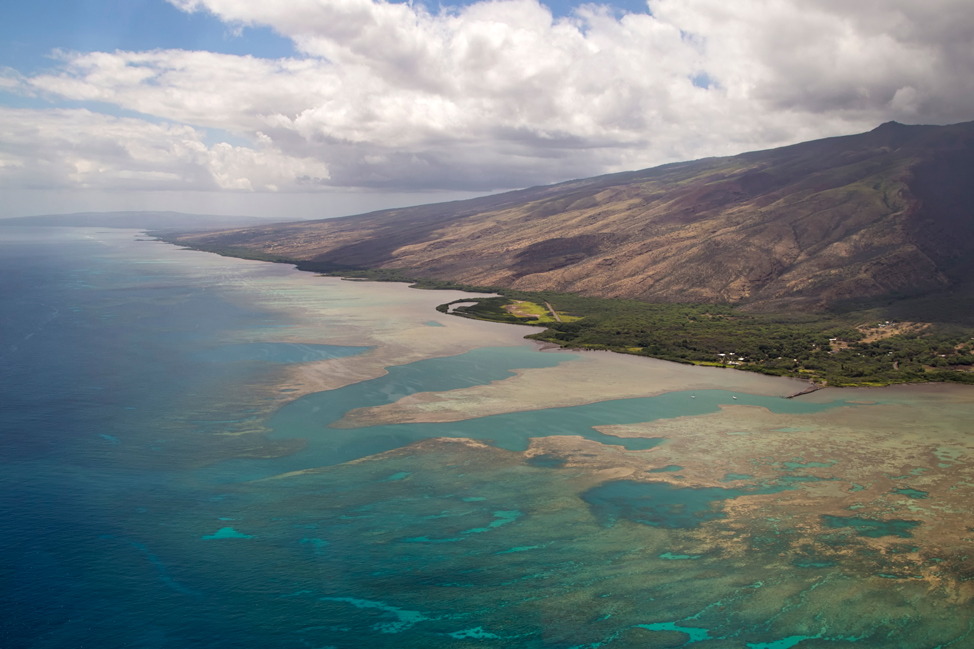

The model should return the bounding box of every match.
[163,121,974,388]
[0,211,294,231]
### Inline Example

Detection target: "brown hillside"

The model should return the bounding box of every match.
[175,121,974,310]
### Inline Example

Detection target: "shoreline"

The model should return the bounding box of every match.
[436,295,974,390]
[784,382,825,399]
[153,234,974,394]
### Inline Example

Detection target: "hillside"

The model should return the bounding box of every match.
[173,121,974,311]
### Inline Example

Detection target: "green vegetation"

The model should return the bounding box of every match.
[437,290,974,388]
[319,267,489,290]
[162,258,974,388]
[507,300,558,323]
[436,297,529,324]
[150,237,299,264]
[314,268,974,387]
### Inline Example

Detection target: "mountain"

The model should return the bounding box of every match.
[0,211,293,231]
[172,121,974,310]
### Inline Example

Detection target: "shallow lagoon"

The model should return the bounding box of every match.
[2,228,973,648]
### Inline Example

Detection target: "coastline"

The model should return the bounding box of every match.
[8,227,974,648]
[153,235,974,401]
[155,234,974,390]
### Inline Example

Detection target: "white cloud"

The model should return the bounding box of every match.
[651,0,974,118]
[8,0,974,194]
[0,68,23,90]
[0,108,329,191]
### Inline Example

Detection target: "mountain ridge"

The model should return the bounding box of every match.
[173,121,974,311]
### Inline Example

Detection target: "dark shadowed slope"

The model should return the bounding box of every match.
[174,121,974,310]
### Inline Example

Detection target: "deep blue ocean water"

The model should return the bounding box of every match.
[1,228,967,648]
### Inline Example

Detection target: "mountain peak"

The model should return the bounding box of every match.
[873,120,905,130]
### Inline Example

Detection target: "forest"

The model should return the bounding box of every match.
[428,286,974,387]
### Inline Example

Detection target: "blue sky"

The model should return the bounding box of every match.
[1,0,970,219]
[1,0,294,73]
[1,0,651,72]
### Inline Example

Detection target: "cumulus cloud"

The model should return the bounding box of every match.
[653,0,974,119]
[0,108,329,191]
[8,0,974,194]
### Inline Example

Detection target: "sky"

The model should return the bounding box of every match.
[1,0,973,220]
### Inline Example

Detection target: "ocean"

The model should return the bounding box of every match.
[2,227,972,648]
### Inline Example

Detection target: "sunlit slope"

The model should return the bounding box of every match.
[175,121,974,309]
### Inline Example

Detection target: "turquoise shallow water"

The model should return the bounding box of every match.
[198,349,843,481]
[196,342,372,363]
[2,228,971,648]
[202,337,837,478]
[581,480,786,529]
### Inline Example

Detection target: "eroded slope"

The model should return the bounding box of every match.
[176,121,974,309]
